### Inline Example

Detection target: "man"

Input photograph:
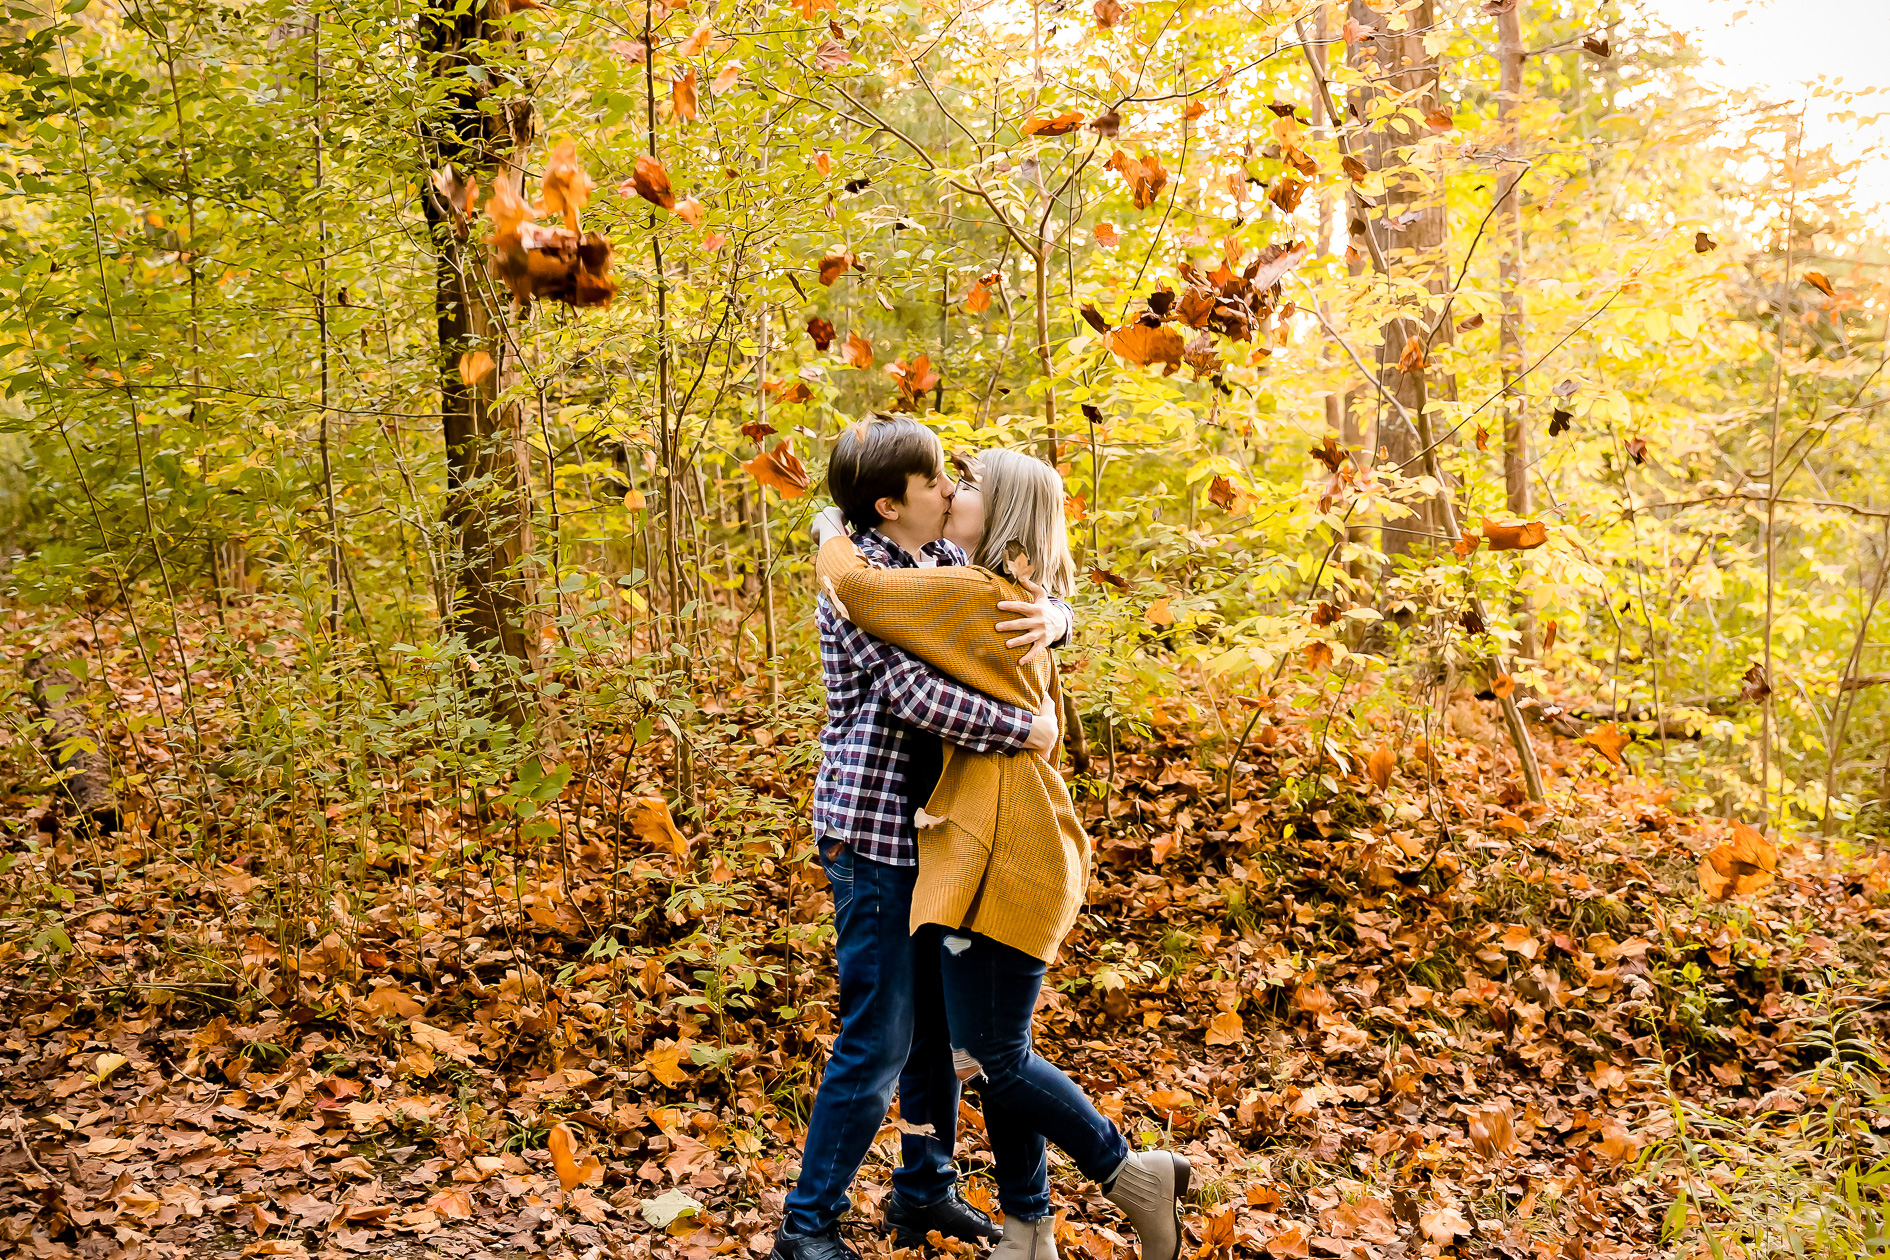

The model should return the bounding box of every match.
[772,419,1072,1260]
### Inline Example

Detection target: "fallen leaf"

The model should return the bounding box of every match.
[641,1188,705,1229]
[1419,1205,1473,1246]
[1266,1225,1310,1259]
[643,1043,694,1089]
[1205,1011,1245,1046]
[410,1021,480,1064]
[1145,1088,1194,1118]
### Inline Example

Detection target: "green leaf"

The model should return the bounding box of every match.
[62,0,88,12]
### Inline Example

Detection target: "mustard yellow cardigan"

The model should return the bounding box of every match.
[816,537,1090,964]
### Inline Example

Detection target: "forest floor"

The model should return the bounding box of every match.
[4,605,1890,1260]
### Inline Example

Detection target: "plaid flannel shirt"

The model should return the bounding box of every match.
[814,530,1057,866]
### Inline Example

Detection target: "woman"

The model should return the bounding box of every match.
[814,449,1189,1260]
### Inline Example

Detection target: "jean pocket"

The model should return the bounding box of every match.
[821,843,855,899]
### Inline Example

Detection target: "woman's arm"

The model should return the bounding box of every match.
[816,536,1041,711]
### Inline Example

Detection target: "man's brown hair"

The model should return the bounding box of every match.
[825,417,945,533]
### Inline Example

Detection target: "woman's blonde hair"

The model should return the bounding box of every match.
[971,448,1077,597]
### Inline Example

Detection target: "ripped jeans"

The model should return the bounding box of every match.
[939,930,1130,1220]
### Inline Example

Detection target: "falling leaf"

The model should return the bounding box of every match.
[1739,662,1772,702]
[794,0,834,17]
[741,421,776,441]
[1481,517,1548,550]
[1425,106,1454,130]
[1697,821,1779,900]
[813,36,850,70]
[1105,149,1168,209]
[965,280,991,313]
[1475,426,1491,451]
[806,316,836,350]
[1550,407,1573,436]
[1491,673,1516,699]
[1092,0,1122,28]
[625,156,675,210]
[672,68,699,121]
[623,488,646,510]
[1184,100,1205,121]
[1341,154,1369,182]
[701,231,727,252]
[1694,230,1717,253]
[1093,222,1120,247]
[1090,567,1131,591]
[430,165,479,235]
[1454,531,1481,558]
[1367,744,1395,790]
[1805,270,1837,298]
[540,137,595,230]
[888,354,939,407]
[673,197,704,226]
[643,1043,692,1088]
[1458,312,1486,332]
[1342,16,1372,43]
[743,441,811,497]
[1208,476,1238,510]
[1023,111,1086,137]
[1582,35,1610,57]
[1461,608,1486,636]
[1582,723,1631,767]
[1309,435,1345,473]
[631,796,691,855]
[1080,304,1110,333]
[711,61,742,93]
[1543,619,1558,653]
[1088,108,1122,136]
[817,251,858,285]
[678,21,714,56]
[1104,323,1186,373]
[1249,240,1309,292]
[762,378,812,404]
[486,177,535,241]
[1064,493,1088,522]
[814,151,832,177]
[1268,177,1306,213]
[610,37,648,64]
[1625,436,1648,464]
[841,331,874,368]
[548,1122,602,1191]
[1301,640,1333,672]
[1145,597,1175,626]
[458,350,495,386]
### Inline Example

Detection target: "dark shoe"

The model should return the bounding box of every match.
[883,1187,1003,1249]
[770,1225,862,1260]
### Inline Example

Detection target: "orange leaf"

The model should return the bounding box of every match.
[1093,222,1119,247]
[806,317,836,350]
[1481,516,1549,550]
[1341,16,1372,44]
[965,280,991,313]
[1103,323,1185,373]
[743,440,811,498]
[1366,743,1395,790]
[1301,640,1333,672]
[1201,1207,1238,1251]
[794,0,834,16]
[1145,597,1175,626]
[625,156,675,210]
[711,61,742,93]
[672,67,699,121]
[642,1042,693,1088]
[674,197,704,226]
[1267,177,1306,213]
[547,1122,600,1192]
[540,137,595,231]
[1105,149,1168,209]
[1204,1011,1244,1047]
[1397,334,1426,373]
[888,354,939,406]
[1582,723,1631,767]
[1064,493,1088,522]
[1184,100,1205,121]
[1491,673,1516,699]
[817,251,857,285]
[1424,106,1454,130]
[458,350,495,386]
[678,21,714,56]
[1022,110,1086,137]
[631,796,690,855]
[1805,270,1837,298]
[1145,1088,1194,1118]
[1697,821,1778,900]
[701,231,727,252]
[485,178,536,242]
[841,331,874,368]
[1454,532,1481,558]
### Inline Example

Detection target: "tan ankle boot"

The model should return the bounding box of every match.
[1102,1150,1191,1260]
[989,1214,1058,1260]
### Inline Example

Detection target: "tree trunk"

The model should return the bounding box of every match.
[1347,0,1452,564]
[26,654,120,835]
[421,0,540,721]
[1496,0,1536,661]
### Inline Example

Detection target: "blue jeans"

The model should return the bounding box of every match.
[939,930,1130,1220]
[783,845,963,1235]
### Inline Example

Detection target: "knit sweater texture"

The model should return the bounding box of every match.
[816,536,1089,963]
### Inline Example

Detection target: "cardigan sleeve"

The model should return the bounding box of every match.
[816,536,1044,712]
